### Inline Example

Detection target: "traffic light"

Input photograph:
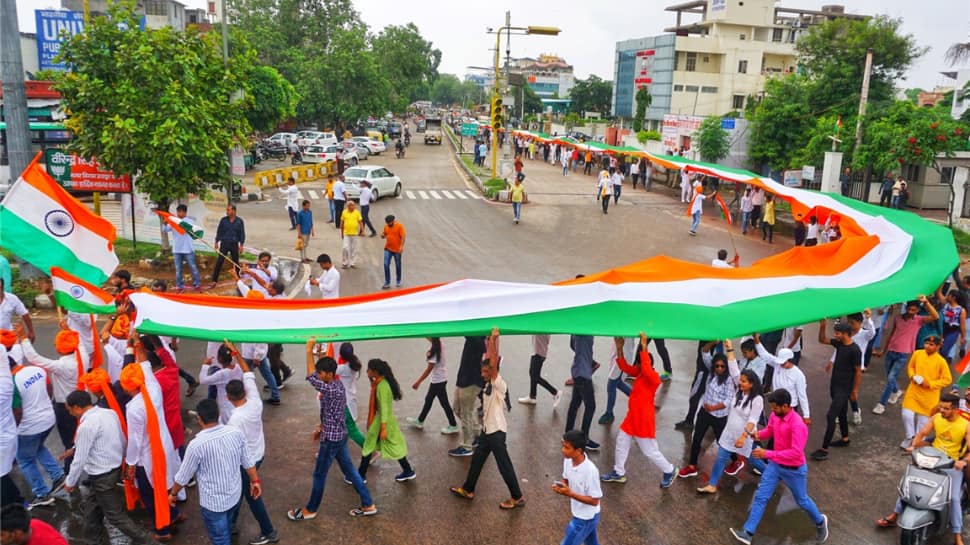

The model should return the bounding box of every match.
[491,95,504,131]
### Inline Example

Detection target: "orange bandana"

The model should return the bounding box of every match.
[55,330,85,390]
[120,363,169,529]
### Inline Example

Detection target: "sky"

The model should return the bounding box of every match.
[17,0,970,90]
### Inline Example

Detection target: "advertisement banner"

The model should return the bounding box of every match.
[35,10,85,71]
[45,149,132,192]
[783,169,803,187]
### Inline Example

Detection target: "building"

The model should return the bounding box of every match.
[511,54,576,99]
[916,87,952,108]
[613,0,867,129]
[943,69,970,120]
[59,0,188,30]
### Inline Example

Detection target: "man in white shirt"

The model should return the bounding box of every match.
[310,254,340,299]
[358,181,378,237]
[245,253,278,297]
[754,334,811,424]
[689,188,715,236]
[609,168,623,205]
[0,342,24,507]
[199,346,244,424]
[225,356,278,545]
[680,170,693,203]
[278,177,301,230]
[12,358,64,507]
[63,390,157,544]
[711,249,737,269]
[553,429,603,544]
[332,176,347,229]
[0,280,33,341]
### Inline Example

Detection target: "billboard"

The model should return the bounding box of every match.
[45,149,132,192]
[35,10,85,71]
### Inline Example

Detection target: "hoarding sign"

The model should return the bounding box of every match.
[783,169,803,187]
[35,10,85,71]
[45,149,132,192]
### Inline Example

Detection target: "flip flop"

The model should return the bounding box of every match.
[450,486,474,500]
[499,497,525,509]
[876,515,897,528]
[287,507,317,521]
[349,507,378,517]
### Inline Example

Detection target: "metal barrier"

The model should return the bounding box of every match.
[254,162,337,188]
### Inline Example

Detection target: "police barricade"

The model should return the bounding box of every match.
[254,161,337,188]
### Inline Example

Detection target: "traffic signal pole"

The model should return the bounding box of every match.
[490,13,506,180]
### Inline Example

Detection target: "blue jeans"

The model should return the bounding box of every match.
[879,351,910,405]
[201,505,239,545]
[744,462,823,535]
[247,358,279,402]
[173,252,200,289]
[709,445,735,487]
[741,211,751,234]
[230,459,274,536]
[613,185,621,204]
[383,250,402,286]
[287,206,298,228]
[16,427,64,497]
[604,376,631,416]
[512,202,522,220]
[306,437,373,512]
[690,211,701,232]
[749,455,767,474]
[561,512,600,545]
[943,331,961,362]
[328,199,335,222]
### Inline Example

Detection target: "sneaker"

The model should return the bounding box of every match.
[381,284,390,290]
[730,528,754,545]
[343,476,367,485]
[277,383,286,391]
[585,440,600,451]
[448,446,474,457]
[601,471,627,483]
[900,437,914,449]
[405,416,424,429]
[678,465,698,479]
[888,390,903,404]
[266,398,281,406]
[810,449,829,461]
[724,458,746,476]
[395,470,417,482]
[852,410,862,425]
[872,403,886,415]
[552,391,563,408]
[396,283,402,288]
[659,371,672,382]
[674,420,694,431]
[281,367,293,384]
[598,413,614,425]
[816,514,829,543]
[441,425,459,435]
[751,465,763,476]
[49,475,66,495]
[28,495,55,509]
[661,469,677,488]
[517,396,537,405]
[249,532,280,545]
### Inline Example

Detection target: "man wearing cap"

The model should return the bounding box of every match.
[753,333,810,424]
[810,320,862,461]
[898,334,951,449]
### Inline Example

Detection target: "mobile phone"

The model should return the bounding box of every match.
[553,481,565,488]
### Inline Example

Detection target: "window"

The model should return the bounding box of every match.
[685,52,697,72]
[145,0,168,15]
[674,84,684,91]
[701,86,718,93]
[733,95,745,109]
[702,56,710,63]
[772,28,783,42]
[738,60,748,74]
[685,85,699,92]
[739,34,746,40]
[942,167,956,185]
[902,164,921,182]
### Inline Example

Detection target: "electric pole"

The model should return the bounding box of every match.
[1,0,31,184]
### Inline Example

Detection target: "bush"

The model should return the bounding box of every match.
[484,177,506,199]
[637,130,661,143]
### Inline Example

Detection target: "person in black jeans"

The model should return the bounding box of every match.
[678,352,734,478]
[810,320,862,461]
[210,205,245,286]
[565,335,600,450]
[649,338,673,381]
[675,341,716,430]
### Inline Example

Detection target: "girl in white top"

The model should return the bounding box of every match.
[407,338,459,434]
[697,339,764,493]
[337,342,362,420]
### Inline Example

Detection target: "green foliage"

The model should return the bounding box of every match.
[636,130,661,144]
[855,101,969,175]
[632,87,651,132]
[30,69,61,81]
[694,116,730,163]
[792,113,853,169]
[245,64,298,134]
[563,112,585,128]
[54,0,251,208]
[371,23,442,111]
[430,74,462,106]
[569,75,613,117]
[904,88,926,104]
[747,75,815,170]
[522,84,543,115]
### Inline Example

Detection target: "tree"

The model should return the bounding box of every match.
[521,84,543,115]
[55,0,250,214]
[460,79,484,109]
[632,87,651,132]
[371,23,441,112]
[430,74,462,106]
[569,75,612,117]
[246,65,299,134]
[694,116,730,163]
[747,75,816,170]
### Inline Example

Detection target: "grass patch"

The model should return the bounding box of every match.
[114,240,256,264]
[951,227,970,255]
[484,178,506,199]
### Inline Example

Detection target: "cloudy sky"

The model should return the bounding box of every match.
[19,0,970,90]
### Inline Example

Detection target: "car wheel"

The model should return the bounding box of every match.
[372,189,380,201]
[351,158,358,166]
[394,183,402,197]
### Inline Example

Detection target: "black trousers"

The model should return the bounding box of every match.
[211,241,240,282]
[82,468,156,545]
[684,369,709,425]
[268,344,292,386]
[528,354,557,398]
[333,199,346,229]
[418,381,456,426]
[880,190,892,207]
[565,376,596,437]
[689,410,727,465]
[823,389,852,448]
[360,205,377,236]
[1,473,24,508]
[53,401,76,473]
[751,205,762,228]
[600,194,610,214]
[463,431,522,499]
[649,338,672,373]
[358,453,411,479]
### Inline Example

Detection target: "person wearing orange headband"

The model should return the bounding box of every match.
[0,277,34,343]
[16,324,89,474]
[1,341,26,509]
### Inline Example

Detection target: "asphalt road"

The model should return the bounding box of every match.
[21,130,923,545]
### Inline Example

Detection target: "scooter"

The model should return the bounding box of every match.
[404,132,411,147]
[395,142,405,159]
[291,148,303,165]
[896,446,970,545]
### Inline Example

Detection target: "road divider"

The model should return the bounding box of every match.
[253,162,338,189]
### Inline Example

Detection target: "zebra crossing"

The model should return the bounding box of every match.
[300,188,482,201]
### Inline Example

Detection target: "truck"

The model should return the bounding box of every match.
[424,117,442,145]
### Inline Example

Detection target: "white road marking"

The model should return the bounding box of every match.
[418,190,430,200]
[465,190,482,199]
[428,190,443,200]
[405,191,417,199]
[441,190,457,199]
[307,190,319,200]
[454,191,468,199]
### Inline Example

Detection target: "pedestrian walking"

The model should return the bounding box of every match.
[334,343,366,447]
[450,328,525,509]
[340,201,363,268]
[872,297,938,415]
[554,430,603,545]
[566,334,600,450]
[740,188,753,235]
[688,188,715,236]
[761,193,776,243]
[839,167,851,197]
[597,171,611,214]
[897,334,951,449]
[510,174,525,224]
[11,357,64,508]
[210,205,245,287]
[357,358,416,482]
[804,216,820,246]
[643,159,654,191]
[561,150,570,176]
[358,181,378,237]
[754,335,811,421]
[407,338,459,434]
[449,336,485,457]
[0,339,25,509]
[680,170,692,203]
[598,336,634,425]
[325,177,336,224]
[879,173,894,207]
[583,151,593,175]
[518,334,562,407]
[380,215,406,289]
[277,177,300,230]
[610,167,623,204]
[296,200,314,263]
[164,204,201,292]
[332,176,347,229]
[677,350,735,479]
[810,320,862,462]
[675,341,717,430]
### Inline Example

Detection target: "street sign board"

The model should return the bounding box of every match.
[45,149,132,192]
[35,10,85,71]
[720,118,736,130]
[802,165,816,180]
[783,169,803,187]
[461,123,479,137]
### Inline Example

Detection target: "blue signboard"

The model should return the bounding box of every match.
[720,118,736,130]
[36,10,85,71]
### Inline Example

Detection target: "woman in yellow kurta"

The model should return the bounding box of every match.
[900,335,952,446]
[358,358,415,482]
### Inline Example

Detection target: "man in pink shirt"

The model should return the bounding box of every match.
[872,297,939,415]
[730,389,829,545]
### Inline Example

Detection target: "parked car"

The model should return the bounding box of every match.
[340,140,370,160]
[266,132,298,147]
[387,121,403,139]
[302,145,337,164]
[342,165,402,201]
[351,137,386,155]
[297,131,337,148]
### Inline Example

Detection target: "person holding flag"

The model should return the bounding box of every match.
[159,205,202,293]
[688,186,717,236]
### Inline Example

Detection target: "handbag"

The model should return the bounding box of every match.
[295,236,304,251]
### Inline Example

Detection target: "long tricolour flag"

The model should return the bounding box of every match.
[0,154,118,284]
[51,267,115,315]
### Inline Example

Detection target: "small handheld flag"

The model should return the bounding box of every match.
[156,210,204,239]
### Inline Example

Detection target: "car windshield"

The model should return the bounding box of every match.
[343,168,368,178]
[306,146,326,153]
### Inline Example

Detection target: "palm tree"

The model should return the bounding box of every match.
[946,42,970,65]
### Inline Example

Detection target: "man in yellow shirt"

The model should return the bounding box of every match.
[900,335,952,448]
[510,174,525,224]
[325,178,336,224]
[340,201,363,268]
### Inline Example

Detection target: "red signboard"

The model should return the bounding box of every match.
[45,149,132,192]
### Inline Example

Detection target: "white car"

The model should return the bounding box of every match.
[339,140,370,161]
[350,137,386,155]
[298,131,337,148]
[302,145,336,164]
[266,132,297,146]
[342,165,402,201]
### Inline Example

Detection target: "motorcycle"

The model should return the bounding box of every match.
[404,133,411,147]
[395,141,405,159]
[291,148,303,165]
[895,446,970,545]
[258,141,286,161]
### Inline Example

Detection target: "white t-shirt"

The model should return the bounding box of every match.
[199,363,243,424]
[279,184,300,209]
[337,362,359,419]
[227,371,265,464]
[610,173,623,187]
[13,365,57,436]
[806,223,819,239]
[562,457,602,520]
[690,194,706,215]
[359,187,373,206]
[428,349,448,384]
[781,326,804,353]
[0,347,18,475]
[0,293,28,330]
[711,258,733,269]
[317,267,340,299]
[247,266,278,296]
[332,181,346,200]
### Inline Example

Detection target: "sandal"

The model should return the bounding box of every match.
[287,507,317,521]
[876,513,898,528]
[499,497,526,509]
[450,486,474,500]
[830,438,851,447]
[349,507,378,517]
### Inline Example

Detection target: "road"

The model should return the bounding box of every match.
[23,131,918,545]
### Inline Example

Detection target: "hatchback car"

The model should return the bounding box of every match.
[351,137,386,155]
[342,166,402,201]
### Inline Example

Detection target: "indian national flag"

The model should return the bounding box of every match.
[51,267,115,314]
[0,154,118,284]
[156,210,203,239]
